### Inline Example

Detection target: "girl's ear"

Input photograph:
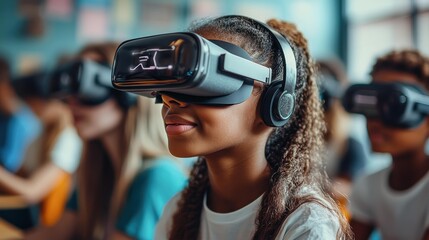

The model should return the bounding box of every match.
[252,82,273,131]
[252,82,265,96]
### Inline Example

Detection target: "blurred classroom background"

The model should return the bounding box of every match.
[0,0,429,177]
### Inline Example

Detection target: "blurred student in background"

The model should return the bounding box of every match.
[0,67,82,229]
[317,59,367,217]
[348,50,429,240]
[26,42,187,240]
[0,56,41,173]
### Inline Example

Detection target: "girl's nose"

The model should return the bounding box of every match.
[161,94,188,108]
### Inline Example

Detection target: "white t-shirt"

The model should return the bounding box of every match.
[348,166,429,240]
[155,190,340,240]
[22,126,82,174]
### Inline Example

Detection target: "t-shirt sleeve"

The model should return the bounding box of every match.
[0,106,41,172]
[50,127,82,173]
[279,202,340,239]
[348,175,373,223]
[116,160,187,240]
[155,193,181,240]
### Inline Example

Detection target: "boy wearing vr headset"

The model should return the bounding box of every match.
[26,43,187,240]
[112,15,351,239]
[346,50,429,239]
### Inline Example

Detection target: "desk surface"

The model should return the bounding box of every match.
[0,217,23,239]
[0,196,27,210]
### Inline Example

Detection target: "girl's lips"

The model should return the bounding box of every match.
[165,124,196,135]
[164,115,197,135]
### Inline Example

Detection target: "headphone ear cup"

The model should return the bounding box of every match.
[260,81,295,127]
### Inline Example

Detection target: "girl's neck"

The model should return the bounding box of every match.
[205,138,271,213]
[390,148,429,191]
[100,126,124,179]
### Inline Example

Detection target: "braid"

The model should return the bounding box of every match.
[169,157,209,239]
[253,19,328,239]
[371,50,429,87]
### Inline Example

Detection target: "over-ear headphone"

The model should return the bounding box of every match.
[257,21,297,127]
[215,15,297,127]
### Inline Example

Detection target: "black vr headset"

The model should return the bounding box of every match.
[319,74,343,111]
[112,15,297,127]
[50,59,137,108]
[13,71,51,99]
[342,82,429,128]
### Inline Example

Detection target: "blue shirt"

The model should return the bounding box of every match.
[67,157,187,240]
[0,105,40,172]
[116,158,187,240]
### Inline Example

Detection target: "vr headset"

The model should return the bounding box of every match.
[13,71,51,99]
[50,59,136,108]
[319,74,343,111]
[112,32,272,105]
[342,82,429,128]
[112,15,297,127]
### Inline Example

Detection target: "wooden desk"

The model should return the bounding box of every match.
[0,196,27,210]
[0,218,23,239]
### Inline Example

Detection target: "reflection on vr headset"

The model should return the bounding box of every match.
[49,59,113,105]
[342,82,429,128]
[112,32,274,105]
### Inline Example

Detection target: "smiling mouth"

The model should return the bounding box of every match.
[165,123,196,135]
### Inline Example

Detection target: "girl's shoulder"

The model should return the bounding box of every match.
[155,191,183,238]
[277,200,340,239]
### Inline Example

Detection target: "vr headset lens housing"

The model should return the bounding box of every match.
[343,82,429,128]
[50,60,112,106]
[112,32,272,105]
[12,71,51,99]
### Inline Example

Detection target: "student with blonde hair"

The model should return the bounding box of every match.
[25,42,187,240]
[0,69,81,228]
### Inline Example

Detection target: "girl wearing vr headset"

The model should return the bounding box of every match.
[348,50,429,239]
[154,16,351,239]
[0,69,81,227]
[26,43,187,240]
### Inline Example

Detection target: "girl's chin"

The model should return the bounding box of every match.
[170,150,196,158]
[169,146,200,158]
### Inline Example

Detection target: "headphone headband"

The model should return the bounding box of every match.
[215,15,297,95]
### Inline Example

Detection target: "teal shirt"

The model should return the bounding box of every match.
[116,158,187,240]
[66,157,187,240]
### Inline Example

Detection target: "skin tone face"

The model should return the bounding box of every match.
[26,97,67,125]
[367,70,429,158]
[67,97,123,140]
[161,83,273,212]
[161,31,271,159]
[161,83,268,157]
